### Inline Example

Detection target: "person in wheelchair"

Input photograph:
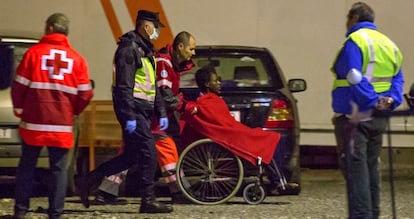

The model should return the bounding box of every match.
[178,65,298,195]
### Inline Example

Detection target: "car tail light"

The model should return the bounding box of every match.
[264,99,294,128]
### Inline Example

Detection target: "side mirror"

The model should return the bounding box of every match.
[0,44,14,90]
[288,78,307,93]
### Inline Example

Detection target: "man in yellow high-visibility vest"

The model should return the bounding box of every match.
[331,2,405,219]
[79,9,173,214]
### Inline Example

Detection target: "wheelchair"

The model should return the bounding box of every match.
[176,138,288,205]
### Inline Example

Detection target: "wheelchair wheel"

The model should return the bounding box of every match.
[243,183,266,205]
[176,138,244,205]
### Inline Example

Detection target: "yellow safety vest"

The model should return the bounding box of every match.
[133,57,156,102]
[332,28,403,93]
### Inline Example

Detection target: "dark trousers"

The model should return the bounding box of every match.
[97,112,183,197]
[334,115,386,219]
[14,142,69,218]
[89,112,158,199]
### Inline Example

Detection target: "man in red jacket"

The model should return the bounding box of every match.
[151,31,195,202]
[11,13,93,219]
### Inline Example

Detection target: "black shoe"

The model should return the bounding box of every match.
[171,193,192,204]
[269,182,300,196]
[49,214,68,219]
[12,212,27,219]
[92,193,128,205]
[139,200,173,213]
[79,177,90,208]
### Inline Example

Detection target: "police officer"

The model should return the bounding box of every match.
[93,31,196,205]
[331,2,404,218]
[79,10,173,214]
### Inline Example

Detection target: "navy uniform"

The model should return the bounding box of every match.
[80,10,173,214]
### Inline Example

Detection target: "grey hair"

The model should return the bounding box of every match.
[173,31,193,50]
[349,2,375,22]
[46,13,69,35]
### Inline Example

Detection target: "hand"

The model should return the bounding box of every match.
[191,107,198,115]
[348,101,361,124]
[159,117,169,131]
[177,92,184,101]
[184,101,198,115]
[176,93,185,112]
[375,96,393,111]
[125,120,136,134]
[13,108,22,118]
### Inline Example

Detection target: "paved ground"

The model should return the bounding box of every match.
[0,168,413,219]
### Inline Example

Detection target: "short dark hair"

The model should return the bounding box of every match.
[195,65,216,92]
[46,13,69,35]
[348,2,375,22]
[173,31,193,50]
[136,10,164,28]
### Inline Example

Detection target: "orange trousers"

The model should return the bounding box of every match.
[155,136,179,183]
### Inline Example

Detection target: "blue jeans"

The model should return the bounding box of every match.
[334,115,386,219]
[14,142,69,218]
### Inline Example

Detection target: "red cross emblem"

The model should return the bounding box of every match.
[41,49,74,80]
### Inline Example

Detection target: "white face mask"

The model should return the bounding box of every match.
[149,28,160,40]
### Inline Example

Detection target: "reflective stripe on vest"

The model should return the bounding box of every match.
[333,28,402,93]
[133,57,156,102]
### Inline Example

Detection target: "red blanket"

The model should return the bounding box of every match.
[181,93,280,165]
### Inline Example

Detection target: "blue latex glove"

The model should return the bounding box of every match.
[159,117,169,131]
[125,120,136,134]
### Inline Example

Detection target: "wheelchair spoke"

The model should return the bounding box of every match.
[177,139,244,205]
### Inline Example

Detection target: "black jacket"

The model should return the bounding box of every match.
[112,30,166,123]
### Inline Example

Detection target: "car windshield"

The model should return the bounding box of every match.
[180,50,282,90]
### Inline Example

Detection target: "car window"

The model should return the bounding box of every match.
[8,43,33,73]
[0,40,36,89]
[0,38,37,123]
[181,55,273,89]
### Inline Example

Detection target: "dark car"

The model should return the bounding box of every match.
[179,45,306,195]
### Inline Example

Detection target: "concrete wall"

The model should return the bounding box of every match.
[161,0,414,128]
[1,0,413,146]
